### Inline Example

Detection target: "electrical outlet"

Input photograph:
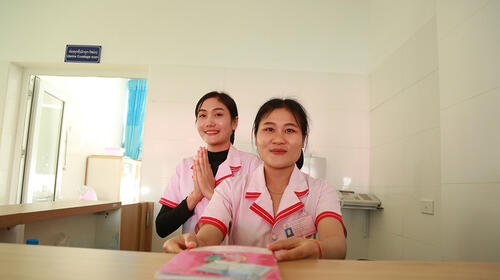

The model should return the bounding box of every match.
[420,199,434,215]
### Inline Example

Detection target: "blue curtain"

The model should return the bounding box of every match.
[124,79,148,159]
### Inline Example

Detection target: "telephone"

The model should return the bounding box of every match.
[337,190,382,210]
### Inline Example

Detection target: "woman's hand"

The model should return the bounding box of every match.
[162,233,200,253]
[193,147,216,200]
[267,237,321,261]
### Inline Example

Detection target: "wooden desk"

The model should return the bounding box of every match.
[1,243,499,280]
[0,200,121,229]
[0,201,152,251]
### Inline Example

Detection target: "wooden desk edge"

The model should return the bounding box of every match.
[0,201,122,228]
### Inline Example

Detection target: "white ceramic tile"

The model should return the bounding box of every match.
[144,101,200,142]
[401,185,442,246]
[400,30,420,88]
[441,183,500,261]
[406,71,440,134]
[371,89,409,147]
[312,147,369,190]
[369,0,436,71]
[309,109,369,149]
[404,128,441,189]
[369,192,409,240]
[402,238,443,261]
[0,62,9,129]
[147,65,226,103]
[300,72,370,112]
[0,131,14,171]
[232,104,258,147]
[370,140,408,188]
[441,88,500,183]
[439,0,500,109]
[140,169,170,203]
[224,68,302,106]
[370,47,405,109]
[436,0,489,39]
[367,229,404,261]
[0,170,9,205]
[142,138,204,178]
[141,138,198,202]
[415,19,438,80]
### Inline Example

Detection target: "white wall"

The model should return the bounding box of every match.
[140,65,370,253]
[0,63,23,205]
[437,0,500,261]
[369,0,500,262]
[0,0,369,74]
[369,0,436,71]
[368,0,441,260]
[38,76,128,201]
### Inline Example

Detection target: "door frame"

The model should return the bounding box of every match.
[20,76,67,203]
[8,64,148,204]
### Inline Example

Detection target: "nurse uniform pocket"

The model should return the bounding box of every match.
[282,211,317,239]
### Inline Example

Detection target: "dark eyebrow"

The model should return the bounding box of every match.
[262,121,276,126]
[284,123,299,128]
[261,122,299,128]
[198,107,225,113]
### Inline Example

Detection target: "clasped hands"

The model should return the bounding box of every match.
[188,147,216,206]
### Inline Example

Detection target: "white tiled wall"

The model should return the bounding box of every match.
[441,89,500,184]
[141,65,371,253]
[0,61,9,205]
[438,0,500,261]
[441,183,500,261]
[369,10,441,260]
[438,1,500,110]
[0,61,8,131]
[370,0,500,261]
[369,0,436,72]
[0,63,22,205]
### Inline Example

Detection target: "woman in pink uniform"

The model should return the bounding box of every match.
[155,91,260,238]
[163,98,347,260]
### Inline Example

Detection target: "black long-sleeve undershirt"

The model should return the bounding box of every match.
[155,199,194,238]
[155,149,229,238]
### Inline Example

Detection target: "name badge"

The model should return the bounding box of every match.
[283,211,317,238]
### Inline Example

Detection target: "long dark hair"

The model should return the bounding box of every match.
[195,91,238,144]
[253,98,309,169]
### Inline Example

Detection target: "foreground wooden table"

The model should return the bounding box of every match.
[0,243,499,280]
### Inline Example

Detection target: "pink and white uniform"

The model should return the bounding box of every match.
[159,145,260,234]
[197,164,347,247]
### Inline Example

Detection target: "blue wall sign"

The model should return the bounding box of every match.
[64,45,101,63]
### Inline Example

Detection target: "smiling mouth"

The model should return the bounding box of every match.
[205,130,219,135]
[270,149,287,155]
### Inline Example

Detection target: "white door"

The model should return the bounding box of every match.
[20,76,67,203]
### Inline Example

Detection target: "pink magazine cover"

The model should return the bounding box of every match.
[155,245,281,280]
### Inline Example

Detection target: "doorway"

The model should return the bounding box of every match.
[19,77,66,203]
[18,75,134,203]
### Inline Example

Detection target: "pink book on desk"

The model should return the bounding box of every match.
[155,245,281,280]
